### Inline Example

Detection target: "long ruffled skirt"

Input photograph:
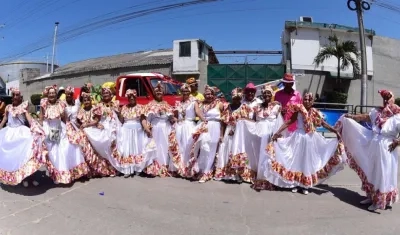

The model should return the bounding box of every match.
[0,121,45,185]
[336,117,399,209]
[260,129,346,189]
[113,120,155,174]
[44,120,89,184]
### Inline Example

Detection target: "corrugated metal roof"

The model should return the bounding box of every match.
[50,49,173,77]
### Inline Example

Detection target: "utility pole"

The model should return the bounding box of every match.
[45,54,49,73]
[347,0,370,112]
[51,22,59,74]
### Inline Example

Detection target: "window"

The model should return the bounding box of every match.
[124,78,147,97]
[150,79,178,95]
[179,41,191,57]
[198,42,204,59]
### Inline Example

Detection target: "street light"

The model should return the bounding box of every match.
[347,0,370,112]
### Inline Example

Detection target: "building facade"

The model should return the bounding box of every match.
[172,39,217,89]
[281,18,378,106]
[19,39,217,101]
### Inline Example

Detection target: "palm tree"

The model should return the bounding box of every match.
[314,34,361,81]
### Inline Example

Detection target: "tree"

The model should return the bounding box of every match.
[314,34,361,81]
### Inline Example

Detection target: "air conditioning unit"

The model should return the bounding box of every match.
[299,16,313,23]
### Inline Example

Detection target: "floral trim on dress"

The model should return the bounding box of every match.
[75,106,116,177]
[254,101,281,120]
[46,161,90,184]
[6,101,28,117]
[41,100,66,120]
[287,104,322,133]
[181,122,208,178]
[110,104,149,169]
[375,104,400,128]
[97,100,120,120]
[0,119,47,185]
[335,120,399,209]
[142,100,173,177]
[265,141,345,187]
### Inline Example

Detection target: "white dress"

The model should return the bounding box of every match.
[190,100,223,182]
[65,99,80,127]
[336,110,399,209]
[261,105,346,189]
[229,103,261,183]
[0,102,45,185]
[252,102,284,190]
[42,100,89,184]
[114,104,155,174]
[171,98,197,177]
[76,106,116,177]
[143,100,174,177]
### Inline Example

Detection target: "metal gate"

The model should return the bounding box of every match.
[207,64,285,99]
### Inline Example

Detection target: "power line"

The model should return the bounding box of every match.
[0,0,222,63]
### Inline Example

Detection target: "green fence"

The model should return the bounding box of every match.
[207,64,285,99]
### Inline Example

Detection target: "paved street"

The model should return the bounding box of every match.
[0,167,399,235]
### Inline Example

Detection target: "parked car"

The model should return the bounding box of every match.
[115,72,182,106]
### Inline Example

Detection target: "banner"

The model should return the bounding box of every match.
[317,109,348,132]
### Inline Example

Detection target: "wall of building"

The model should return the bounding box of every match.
[20,64,171,102]
[173,40,200,73]
[0,61,54,82]
[368,36,400,105]
[284,27,373,76]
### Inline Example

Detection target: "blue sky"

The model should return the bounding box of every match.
[0,0,399,66]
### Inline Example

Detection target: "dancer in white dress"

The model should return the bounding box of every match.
[114,89,155,177]
[252,85,284,190]
[0,88,45,187]
[142,82,176,177]
[76,92,116,177]
[172,83,205,177]
[214,87,250,182]
[268,92,346,195]
[40,85,90,184]
[189,85,226,183]
[336,89,399,211]
[64,86,80,126]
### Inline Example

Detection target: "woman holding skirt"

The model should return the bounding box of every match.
[267,92,346,195]
[252,85,284,190]
[114,89,155,177]
[76,92,116,177]
[0,88,45,187]
[336,90,399,211]
[171,83,205,177]
[40,85,89,184]
[142,82,176,177]
[189,85,225,183]
[214,87,248,182]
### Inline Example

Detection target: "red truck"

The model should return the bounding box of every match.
[115,72,183,106]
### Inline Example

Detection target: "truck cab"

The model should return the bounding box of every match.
[115,73,182,106]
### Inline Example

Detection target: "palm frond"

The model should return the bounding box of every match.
[328,34,339,45]
[342,53,360,75]
[313,47,337,66]
[341,40,360,57]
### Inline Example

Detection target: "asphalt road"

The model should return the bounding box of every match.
[0,167,399,235]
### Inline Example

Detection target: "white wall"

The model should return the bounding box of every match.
[173,40,199,73]
[286,27,373,76]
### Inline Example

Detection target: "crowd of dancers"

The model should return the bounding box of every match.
[0,73,398,212]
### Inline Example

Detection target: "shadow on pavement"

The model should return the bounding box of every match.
[316,184,380,214]
[0,170,79,196]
